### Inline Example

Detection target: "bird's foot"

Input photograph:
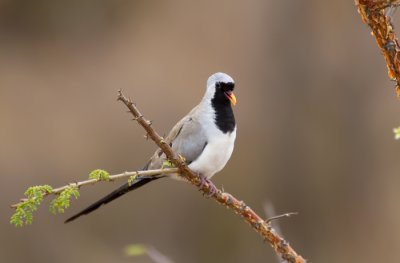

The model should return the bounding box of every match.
[198,174,217,197]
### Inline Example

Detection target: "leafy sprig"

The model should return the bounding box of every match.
[49,185,80,214]
[89,169,111,181]
[10,185,53,227]
[10,167,177,227]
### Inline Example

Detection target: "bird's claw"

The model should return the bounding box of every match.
[198,174,217,197]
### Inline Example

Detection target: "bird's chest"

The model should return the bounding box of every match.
[188,127,236,178]
[206,135,235,171]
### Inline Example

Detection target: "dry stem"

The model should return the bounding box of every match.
[117,90,306,263]
[356,0,400,95]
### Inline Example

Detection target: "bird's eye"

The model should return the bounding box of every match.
[215,82,221,89]
[219,82,234,92]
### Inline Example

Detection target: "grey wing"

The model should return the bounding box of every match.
[147,115,207,169]
[170,117,207,164]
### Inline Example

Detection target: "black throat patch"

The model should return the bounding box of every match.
[211,84,236,134]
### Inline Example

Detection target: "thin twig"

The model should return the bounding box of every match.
[146,246,175,263]
[356,0,400,95]
[117,90,306,263]
[10,168,178,208]
[267,212,299,224]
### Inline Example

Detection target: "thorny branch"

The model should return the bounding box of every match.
[10,168,178,208]
[356,0,400,95]
[117,90,306,263]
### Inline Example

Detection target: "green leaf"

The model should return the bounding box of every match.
[49,185,80,214]
[124,244,147,256]
[24,185,53,199]
[89,169,110,181]
[128,175,137,186]
[10,185,53,227]
[394,127,400,140]
[162,160,174,169]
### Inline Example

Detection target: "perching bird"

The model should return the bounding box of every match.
[65,72,237,223]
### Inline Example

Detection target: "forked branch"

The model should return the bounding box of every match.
[117,90,306,263]
[9,90,305,262]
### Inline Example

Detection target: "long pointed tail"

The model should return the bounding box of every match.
[65,177,161,223]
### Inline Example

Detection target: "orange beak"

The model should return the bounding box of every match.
[225,92,237,106]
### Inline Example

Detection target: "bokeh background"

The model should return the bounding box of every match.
[1,1,400,262]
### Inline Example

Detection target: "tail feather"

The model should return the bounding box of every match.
[65,177,160,223]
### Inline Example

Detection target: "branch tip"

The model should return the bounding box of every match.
[117,89,124,101]
[266,212,299,224]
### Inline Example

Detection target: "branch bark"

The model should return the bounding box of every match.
[356,0,400,95]
[117,90,306,263]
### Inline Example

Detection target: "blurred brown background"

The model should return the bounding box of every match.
[1,1,400,262]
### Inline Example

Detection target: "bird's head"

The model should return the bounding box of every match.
[205,72,237,106]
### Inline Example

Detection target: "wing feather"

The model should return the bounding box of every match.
[147,107,207,169]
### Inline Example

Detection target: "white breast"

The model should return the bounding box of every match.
[188,127,236,178]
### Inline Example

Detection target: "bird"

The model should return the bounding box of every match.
[65,72,237,223]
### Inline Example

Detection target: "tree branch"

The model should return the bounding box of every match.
[117,90,306,263]
[10,168,178,208]
[356,0,400,95]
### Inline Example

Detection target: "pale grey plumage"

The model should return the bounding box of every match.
[146,105,207,171]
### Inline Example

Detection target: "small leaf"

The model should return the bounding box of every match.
[393,127,400,140]
[49,185,80,214]
[124,244,147,256]
[162,160,174,169]
[10,185,53,227]
[89,169,110,181]
[128,175,137,186]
